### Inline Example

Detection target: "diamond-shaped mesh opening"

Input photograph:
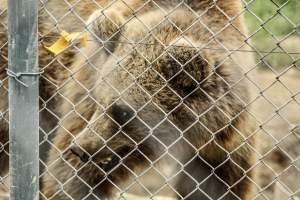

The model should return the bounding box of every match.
[1,0,300,199]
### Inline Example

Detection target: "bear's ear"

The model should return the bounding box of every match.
[187,0,242,18]
[154,39,213,95]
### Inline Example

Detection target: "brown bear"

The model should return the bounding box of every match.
[40,0,257,200]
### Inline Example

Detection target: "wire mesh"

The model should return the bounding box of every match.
[0,2,9,199]
[1,0,300,199]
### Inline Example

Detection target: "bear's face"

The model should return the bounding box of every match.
[67,6,249,182]
[69,99,174,170]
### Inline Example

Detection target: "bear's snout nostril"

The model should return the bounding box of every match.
[70,144,89,162]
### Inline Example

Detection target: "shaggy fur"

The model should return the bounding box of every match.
[40,1,257,200]
[0,1,257,199]
[0,20,9,178]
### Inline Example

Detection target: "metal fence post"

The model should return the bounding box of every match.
[7,0,39,199]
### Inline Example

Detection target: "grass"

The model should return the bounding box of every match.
[243,0,300,69]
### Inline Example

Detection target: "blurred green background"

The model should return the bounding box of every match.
[244,0,300,71]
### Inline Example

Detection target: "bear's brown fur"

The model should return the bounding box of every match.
[40,1,257,200]
[1,1,257,199]
[0,22,9,179]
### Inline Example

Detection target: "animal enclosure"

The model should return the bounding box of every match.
[0,0,300,200]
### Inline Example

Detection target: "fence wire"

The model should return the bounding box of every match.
[0,0,300,200]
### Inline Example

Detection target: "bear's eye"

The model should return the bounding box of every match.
[110,103,135,126]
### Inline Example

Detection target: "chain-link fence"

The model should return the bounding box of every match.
[1,0,300,199]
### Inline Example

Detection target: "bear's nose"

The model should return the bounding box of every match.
[70,144,89,162]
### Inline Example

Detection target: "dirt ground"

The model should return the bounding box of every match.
[251,68,300,199]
